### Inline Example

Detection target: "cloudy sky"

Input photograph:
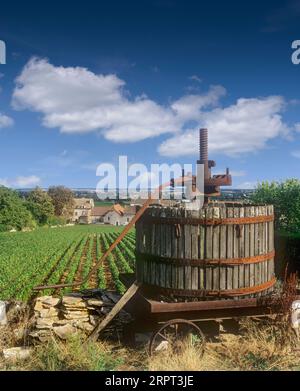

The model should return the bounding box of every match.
[0,0,300,189]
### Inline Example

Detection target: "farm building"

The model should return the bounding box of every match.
[91,206,113,223]
[102,204,136,226]
[72,198,94,224]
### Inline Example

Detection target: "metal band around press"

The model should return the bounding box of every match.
[142,277,276,298]
[136,250,275,266]
[141,215,274,226]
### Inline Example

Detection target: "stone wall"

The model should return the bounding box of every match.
[30,291,132,342]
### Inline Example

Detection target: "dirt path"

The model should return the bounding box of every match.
[28,238,82,301]
[87,234,98,289]
[100,234,115,291]
[73,236,91,291]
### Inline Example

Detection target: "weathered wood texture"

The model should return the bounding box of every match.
[135,204,275,300]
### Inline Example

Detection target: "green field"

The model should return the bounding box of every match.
[0,225,136,301]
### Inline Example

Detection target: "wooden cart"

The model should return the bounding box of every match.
[106,273,299,355]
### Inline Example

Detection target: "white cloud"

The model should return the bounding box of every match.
[0,178,9,187]
[12,58,292,157]
[189,75,202,83]
[12,58,225,143]
[0,113,14,128]
[0,175,41,188]
[235,181,258,189]
[14,175,40,187]
[294,123,300,132]
[0,80,14,129]
[159,96,289,157]
[291,150,300,158]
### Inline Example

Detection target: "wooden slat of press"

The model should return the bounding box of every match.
[259,206,264,290]
[262,206,267,288]
[226,207,233,292]
[265,205,270,293]
[219,206,227,291]
[137,218,144,283]
[244,206,250,297]
[150,207,156,257]
[269,205,275,290]
[135,219,140,254]
[155,208,161,286]
[177,208,184,290]
[212,206,220,291]
[160,207,167,257]
[144,210,151,284]
[135,218,140,280]
[254,207,260,296]
[258,206,264,297]
[149,207,158,285]
[159,208,166,288]
[205,207,213,291]
[159,262,166,288]
[139,216,145,255]
[199,208,205,289]
[233,207,239,297]
[145,209,151,256]
[238,206,245,293]
[139,223,145,284]
[184,209,192,290]
[165,208,172,289]
[152,206,159,255]
[171,208,177,290]
[191,209,199,290]
[249,206,255,296]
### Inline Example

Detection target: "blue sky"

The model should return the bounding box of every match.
[0,0,300,189]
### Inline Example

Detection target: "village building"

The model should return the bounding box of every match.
[91,206,113,224]
[102,204,137,226]
[73,200,137,226]
[72,198,94,224]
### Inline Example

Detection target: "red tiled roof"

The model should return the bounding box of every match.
[91,206,112,217]
[112,204,125,215]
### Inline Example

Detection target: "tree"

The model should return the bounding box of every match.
[0,186,35,231]
[26,187,54,225]
[250,179,300,232]
[48,186,74,220]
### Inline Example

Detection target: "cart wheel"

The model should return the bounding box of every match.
[149,319,205,356]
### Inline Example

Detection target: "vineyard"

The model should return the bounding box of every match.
[0,225,136,301]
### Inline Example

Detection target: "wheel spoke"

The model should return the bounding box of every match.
[157,332,169,341]
[149,320,206,356]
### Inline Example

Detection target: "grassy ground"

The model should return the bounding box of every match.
[1,319,300,371]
